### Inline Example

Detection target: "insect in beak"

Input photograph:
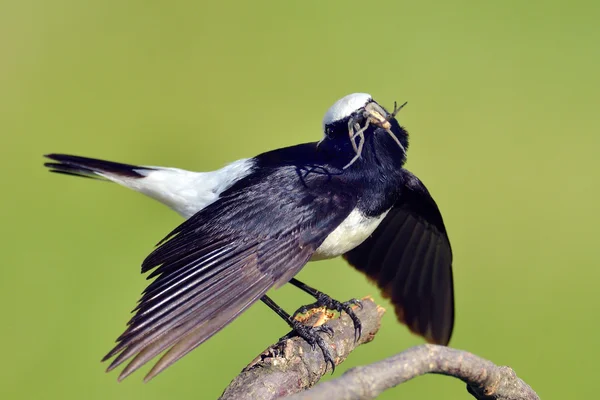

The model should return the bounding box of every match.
[364,103,392,130]
[343,101,408,170]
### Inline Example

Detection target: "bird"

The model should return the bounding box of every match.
[44,92,454,382]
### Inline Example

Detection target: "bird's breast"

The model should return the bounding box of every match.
[311,208,389,261]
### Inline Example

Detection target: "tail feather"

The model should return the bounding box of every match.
[44,154,153,180]
[43,153,253,219]
[45,167,106,180]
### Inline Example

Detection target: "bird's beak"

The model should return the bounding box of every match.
[364,103,392,130]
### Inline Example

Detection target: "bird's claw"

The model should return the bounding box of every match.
[346,298,363,310]
[281,321,336,373]
[291,294,363,343]
[317,324,334,338]
[309,294,362,343]
[343,298,363,341]
[291,305,310,320]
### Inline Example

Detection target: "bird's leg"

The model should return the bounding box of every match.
[288,278,363,342]
[260,295,336,372]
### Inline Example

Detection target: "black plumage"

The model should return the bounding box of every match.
[343,170,454,345]
[44,153,152,180]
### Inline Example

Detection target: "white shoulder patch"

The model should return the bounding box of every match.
[322,93,372,127]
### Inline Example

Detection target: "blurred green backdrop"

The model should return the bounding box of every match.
[2,0,599,399]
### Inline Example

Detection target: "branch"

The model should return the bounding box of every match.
[219,297,385,400]
[288,344,540,400]
[220,297,538,400]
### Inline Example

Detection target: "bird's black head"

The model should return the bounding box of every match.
[320,93,409,170]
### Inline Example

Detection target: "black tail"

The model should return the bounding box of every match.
[44,154,153,180]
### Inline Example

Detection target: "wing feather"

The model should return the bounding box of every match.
[344,169,454,345]
[103,166,355,380]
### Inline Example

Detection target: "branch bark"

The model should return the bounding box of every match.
[220,297,539,400]
[289,345,540,400]
[220,297,385,400]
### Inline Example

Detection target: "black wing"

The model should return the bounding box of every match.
[343,169,454,345]
[104,167,356,381]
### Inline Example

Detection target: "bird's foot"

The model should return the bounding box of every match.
[280,321,336,372]
[293,295,363,342]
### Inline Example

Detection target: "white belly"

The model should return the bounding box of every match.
[311,208,389,260]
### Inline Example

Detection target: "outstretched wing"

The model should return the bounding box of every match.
[343,169,454,345]
[104,167,356,381]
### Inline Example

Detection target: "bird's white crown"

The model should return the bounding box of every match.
[322,93,372,128]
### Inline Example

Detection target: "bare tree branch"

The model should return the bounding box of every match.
[289,344,540,400]
[220,297,539,400]
[219,297,385,400]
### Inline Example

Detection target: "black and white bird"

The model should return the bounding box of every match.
[44,93,454,382]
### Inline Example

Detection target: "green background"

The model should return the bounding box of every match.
[2,0,598,399]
